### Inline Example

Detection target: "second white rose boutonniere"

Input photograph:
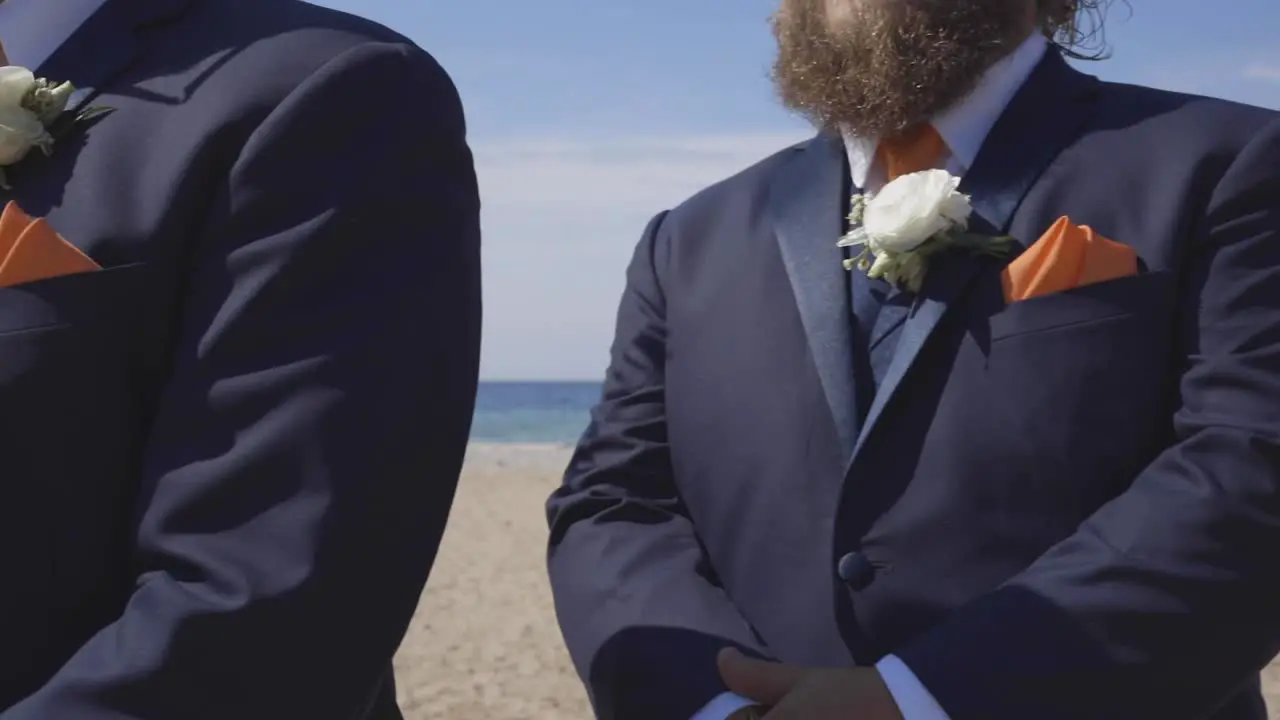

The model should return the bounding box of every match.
[0,66,111,188]
[837,169,1013,292]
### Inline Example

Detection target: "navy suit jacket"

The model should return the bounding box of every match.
[0,0,480,717]
[548,50,1280,720]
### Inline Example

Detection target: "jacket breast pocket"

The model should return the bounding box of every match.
[0,263,152,632]
[0,263,148,333]
[983,269,1179,512]
[986,270,1175,342]
[0,263,150,382]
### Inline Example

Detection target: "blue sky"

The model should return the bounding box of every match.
[314,0,1280,380]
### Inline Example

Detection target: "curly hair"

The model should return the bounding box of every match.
[1040,0,1123,60]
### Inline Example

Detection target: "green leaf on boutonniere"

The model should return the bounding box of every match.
[49,106,116,144]
[77,106,114,122]
[946,231,1017,257]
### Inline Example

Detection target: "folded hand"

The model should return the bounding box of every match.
[717,648,904,720]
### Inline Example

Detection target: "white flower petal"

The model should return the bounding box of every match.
[0,67,36,109]
[938,193,973,226]
[860,169,968,253]
[868,253,895,276]
[836,227,870,247]
[0,106,48,165]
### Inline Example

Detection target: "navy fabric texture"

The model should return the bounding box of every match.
[0,0,481,717]
[548,51,1280,720]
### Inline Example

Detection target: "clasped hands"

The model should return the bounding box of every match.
[718,648,904,720]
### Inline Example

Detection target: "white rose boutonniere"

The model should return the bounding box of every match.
[837,169,1013,292]
[0,66,111,188]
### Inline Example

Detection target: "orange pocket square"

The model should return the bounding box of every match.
[0,201,100,288]
[1000,216,1137,303]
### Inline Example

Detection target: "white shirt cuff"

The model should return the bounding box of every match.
[690,691,756,719]
[876,654,951,720]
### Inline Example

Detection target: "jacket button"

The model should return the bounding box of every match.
[837,552,876,591]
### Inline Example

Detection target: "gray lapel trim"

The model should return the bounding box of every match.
[770,132,858,456]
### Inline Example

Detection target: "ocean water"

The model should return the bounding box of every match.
[470,381,602,444]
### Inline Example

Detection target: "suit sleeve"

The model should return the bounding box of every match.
[895,119,1280,718]
[546,213,771,720]
[2,43,481,719]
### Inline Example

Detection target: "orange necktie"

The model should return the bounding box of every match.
[878,124,945,181]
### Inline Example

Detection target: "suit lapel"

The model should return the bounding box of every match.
[0,0,194,199]
[38,0,193,119]
[771,132,860,456]
[849,51,1101,462]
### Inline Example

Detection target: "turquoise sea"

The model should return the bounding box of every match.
[470,381,602,444]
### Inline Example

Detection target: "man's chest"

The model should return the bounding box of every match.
[660,153,1187,473]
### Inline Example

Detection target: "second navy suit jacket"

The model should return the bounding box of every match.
[549,49,1280,719]
[0,0,480,717]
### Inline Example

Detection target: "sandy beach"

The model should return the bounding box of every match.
[394,443,1280,719]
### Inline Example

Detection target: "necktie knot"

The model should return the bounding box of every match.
[877,124,945,181]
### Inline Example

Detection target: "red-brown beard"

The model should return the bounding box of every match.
[771,0,1034,136]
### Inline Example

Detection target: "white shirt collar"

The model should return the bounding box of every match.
[843,32,1049,189]
[0,0,110,71]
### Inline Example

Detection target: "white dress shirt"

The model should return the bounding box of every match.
[690,31,1049,720]
[0,0,109,70]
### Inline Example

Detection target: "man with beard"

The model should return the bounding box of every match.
[547,0,1280,718]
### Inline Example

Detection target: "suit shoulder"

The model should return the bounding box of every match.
[172,0,450,91]
[153,0,456,124]
[664,135,818,227]
[1096,81,1278,144]
[200,0,417,48]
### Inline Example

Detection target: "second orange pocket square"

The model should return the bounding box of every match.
[0,201,100,288]
[1000,216,1137,303]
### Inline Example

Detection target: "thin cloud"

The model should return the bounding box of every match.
[1244,65,1280,81]
[474,132,809,222]
[471,131,809,379]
